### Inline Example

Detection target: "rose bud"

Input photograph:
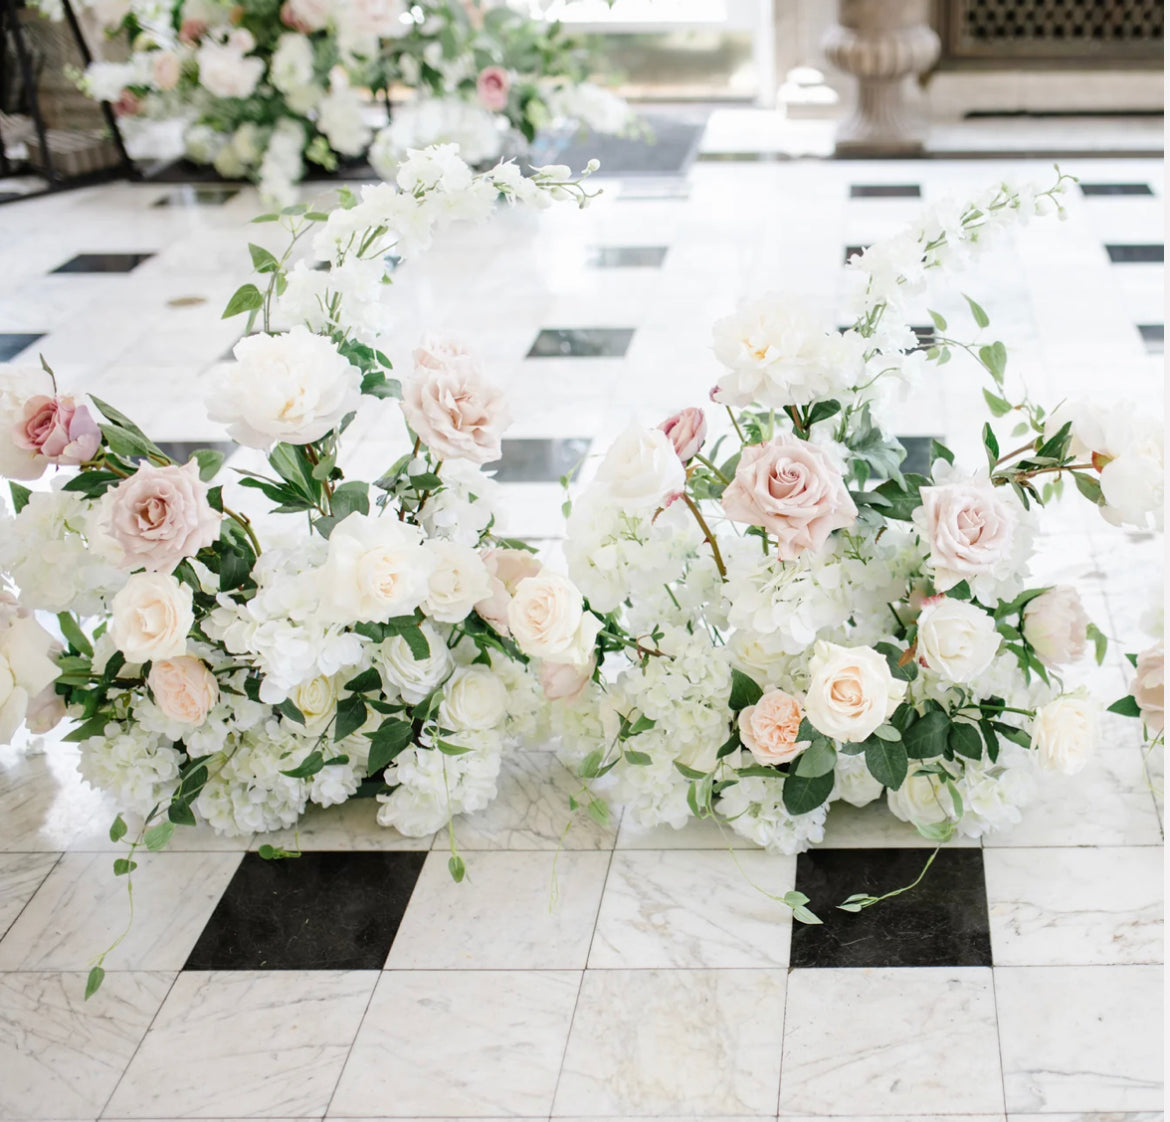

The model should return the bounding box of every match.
[659,407,707,463]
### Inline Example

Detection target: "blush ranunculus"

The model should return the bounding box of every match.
[476,66,510,111]
[659,407,707,463]
[147,655,219,725]
[720,433,857,561]
[13,395,100,467]
[737,688,808,766]
[917,479,1017,593]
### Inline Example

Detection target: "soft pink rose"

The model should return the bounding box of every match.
[152,51,181,90]
[178,17,208,42]
[919,480,1016,593]
[539,656,595,701]
[1022,585,1089,666]
[476,66,510,112]
[659,407,707,463]
[721,434,857,561]
[113,90,142,117]
[1133,642,1164,735]
[106,461,221,574]
[738,688,809,766]
[13,395,100,466]
[401,340,509,464]
[474,548,542,635]
[148,656,218,725]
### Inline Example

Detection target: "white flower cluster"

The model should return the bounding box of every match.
[369,98,505,177]
[717,771,829,855]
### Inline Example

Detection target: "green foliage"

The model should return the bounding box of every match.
[781,768,836,815]
[728,667,763,711]
[85,965,105,1000]
[448,855,466,882]
[864,735,908,789]
[1108,695,1142,718]
[9,481,31,513]
[901,710,949,759]
[366,719,414,773]
[963,293,990,328]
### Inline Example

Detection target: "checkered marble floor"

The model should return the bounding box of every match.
[0,145,1164,1120]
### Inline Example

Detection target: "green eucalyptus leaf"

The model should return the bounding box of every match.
[864,736,908,789]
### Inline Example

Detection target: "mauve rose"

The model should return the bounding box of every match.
[13,395,100,466]
[474,548,542,635]
[721,434,857,561]
[113,90,142,117]
[1133,642,1164,735]
[401,340,509,464]
[179,17,208,42]
[476,66,510,112]
[918,480,1016,593]
[106,461,221,574]
[148,655,219,725]
[1022,585,1089,666]
[659,407,707,462]
[539,656,595,701]
[738,688,808,766]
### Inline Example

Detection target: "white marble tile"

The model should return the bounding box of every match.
[105,971,376,1118]
[1007,1115,1161,1122]
[553,968,787,1116]
[589,849,794,969]
[386,850,608,969]
[986,847,1163,966]
[779,968,1004,1116]
[259,798,433,851]
[0,970,173,1120]
[0,852,59,937]
[783,1117,1006,1122]
[0,850,240,971]
[329,970,580,1117]
[997,965,1164,1113]
[615,812,756,849]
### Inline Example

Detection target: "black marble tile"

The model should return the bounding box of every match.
[527,328,635,359]
[898,434,942,476]
[790,848,992,969]
[1080,182,1153,196]
[185,850,426,971]
[51,252,154,274]
[1106,244,1163,264]
[1138,323,1164,353]
[844,245,868,264]
[586,246,668,268]
[486,437,592,482]
[152,185,241,207]
[850,184,921,198]
[0,333,44,361]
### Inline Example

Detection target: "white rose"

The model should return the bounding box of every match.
[270,32,315,94]
[887,770,952,826]
[916,597,1001,683]
[196,41,264,99]
[374,623,451,704]
[507,573,600,666]
[1022,586,1089,666]
[805,640,906,743]
[590,423,686,511]
[1031,693,1098,775]
[422,541,493,624]
[287,0,331,30]
[291,673,340,735]
[438,665,506,732]
[0,614,60,743]
[208,326,362,448]
[320,512,433,624]
[110,572,194,664]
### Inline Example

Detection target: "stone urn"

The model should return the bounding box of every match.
[822,0,940,155]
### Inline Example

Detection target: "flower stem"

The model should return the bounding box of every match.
[680,492,726,578]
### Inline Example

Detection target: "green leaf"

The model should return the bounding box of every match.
[782,768,836,815]
[330,481,369,520]
[1107,695,1142,718]
[916,819,957,842]
[871,474,928,522]
[930,438,955,467]
[982,422,1000,463]
[874,641,919,682]
[9,481,31,513]
[108,814,127,842]
[945,580,972,601]
[1073,471,1103,504]
[793,739,837,778]
[276,698,305,726]
[448,855,466,882]
[191,448,225,482]
[963,293,990,328]
[223,283,264,319]
[85,965,105,1000]
[624,749,652,765]
[928,308,948,332]
[280,751,325,778]
[57,612,92,656]
[247,242,280,273]
[864,736,908,789]
[674,760,709,780]
[587,797,611,827]
[112,858,137,876]
[334,695,368,741]
[1086,622,1108,666]
[436,739,472,756]
[978,340,1008,385]
[902,710,950,759]
[783,890,823,924]
[805,399,841,427]
[366,719,415,773]
[948,722,983,761]
[345,667,382,694]
[982,388,1011,417]
[168,799,197,827]
[728,668,763,712]
[144,821,175,851]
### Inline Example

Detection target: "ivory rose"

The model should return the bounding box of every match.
[1022,585,1089,666]
[737,688,808,766]
[291,673,340,735]
[539,656,594,701]
[400,341,509,464]
[1132,642,1164,735]
[507,572,600,666]
[147,656,218,725]
[1031,693,1098,774]
[13,395,100,468]
[476,65,510,112]
[916,596,1000,682]
[110,572,194,664]
[887,770,951,826]
[805,640,906,743]
[591,424,686,510]
[422,540,493,623]
[917,479,1017,593]
[474,547,542,635]
[374,622,451,704]
[0,613,60,743]
[439,665,507,731]
[196,40,264,99]
[721,434,857,561]
[106,461,221,574]
[659,407,707,463]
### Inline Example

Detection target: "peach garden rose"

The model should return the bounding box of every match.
[738,688,808,766]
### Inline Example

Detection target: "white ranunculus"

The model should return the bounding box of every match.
[887,770,952,826]
[319,512,433,624]
[208,326,362,448]
[438,665,506,731]
[590,423,686,511]
[196,40,264,99]
[374,623,452,704]
[422,541,492,624]
[916,597,1001,683]
[1031,693,1098,775]
[804,640,906,743]
[0,613,60,743]
[110,572,194,664]
[1022,586,1089,666]
[507,573,599,666]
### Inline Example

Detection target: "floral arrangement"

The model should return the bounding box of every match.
[0,146,600,993]
[545,169,1164,920]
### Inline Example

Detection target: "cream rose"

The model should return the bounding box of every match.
[918,479,1017,593]
[422,540,493,624]
[887,770,951,826]
[507,572,600,666]
[591,423,686,510]
[539,656,595,702]
[106,461,221,574]
[292,673,340,735]
[805,640,906,743]
[196,40,264,99]
[916,596,1001,683]
[438,665,507,731]
[721,434,857,562]
[0,613,60,743]
[1132,642,1164,735]
[737,688,808,766]
[1031,693,1098,775]
[474,548,542,635]
[147,656,218,726]
[1022,586,1089,666]
[110,572,194,664]
[374,622,451,704]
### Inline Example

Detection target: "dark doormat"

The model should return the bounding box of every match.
[532,112,708,177]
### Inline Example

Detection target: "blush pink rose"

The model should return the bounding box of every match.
[152,51,181,91]
[147,655,219,725]
[476,66,510,112]
[1022,585,1089,666]
[738,688,809,766]
[539,656,595,701]
[401,339,509,464]
[113,90,142,117]
[1133,642,1164,735]
[721,434,857,561]
[179,17,208,42]
[474,547,542,635]
[918,480,1016,593]
[13,395,100,467]
[659,407,707,463]
[106,461,221,574]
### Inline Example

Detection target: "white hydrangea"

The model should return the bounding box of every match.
[77,724,182,815]
[610,746,692,829]
[540,80,631,135]
[369,99,503,177]
[832,749,883,807]
[317,81,374,157]
[277,253,387,343]
[417,459,502,547]
[717,773,828,855]
[953,742,1037,838]
[377,738,502,834]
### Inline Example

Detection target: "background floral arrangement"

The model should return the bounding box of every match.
[0,146,599,993]
[545,169,1164,921]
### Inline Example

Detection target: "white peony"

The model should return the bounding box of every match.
[1022,586,1089,666]
[915,596,1001,683]
[1031,692,1098,775]
[589,423,686,511]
